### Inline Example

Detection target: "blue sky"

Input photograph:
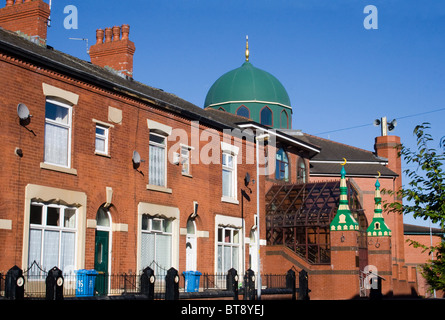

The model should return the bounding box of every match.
[44,0,444,227]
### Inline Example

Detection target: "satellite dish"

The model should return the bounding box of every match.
[132,150,141,169]
[244,172,250,187]
[17,103,31,125]
[373,119,381,127]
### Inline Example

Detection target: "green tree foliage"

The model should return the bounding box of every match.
[384,123,445,292]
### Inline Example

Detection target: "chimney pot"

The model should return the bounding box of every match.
[89,24,135,78]
[112,26,120,41]
[96,29,104,44]
[104,27,112,43]
[121,24,130,40]
[0,0,51,42]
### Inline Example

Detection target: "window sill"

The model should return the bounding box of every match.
[181,173,193,178]
[40,162,78,176]
[146,184,172,194]
[94,151,111,158]
[221,196,239,205]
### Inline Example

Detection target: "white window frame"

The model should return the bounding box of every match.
[95,124,109,156]
[28,202,78,276]
[222,152,235,198]
[148,133,167,188]
[180,144,191,176]
[217,226,240,274]
[221,142,239,204]
[44,99,73,168]
[140,215,173,275]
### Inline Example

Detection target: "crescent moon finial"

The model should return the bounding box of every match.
[341,158,347,166]
[377,171,381,178]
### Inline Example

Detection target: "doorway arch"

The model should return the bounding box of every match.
[94,205,112,295]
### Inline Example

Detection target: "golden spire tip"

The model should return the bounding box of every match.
[245,35,249,62]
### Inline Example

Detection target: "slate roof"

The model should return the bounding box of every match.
[0,27,240,132]
[281,130,398,178]
[404,224,444,235]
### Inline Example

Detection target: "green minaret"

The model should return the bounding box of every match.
[367,178,392,237]
[330,164,359,231]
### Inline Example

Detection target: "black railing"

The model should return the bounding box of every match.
[0,261,299,300]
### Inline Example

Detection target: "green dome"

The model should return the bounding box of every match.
[204,61,291,110]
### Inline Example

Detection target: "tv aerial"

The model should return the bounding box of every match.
[69,37,89,54]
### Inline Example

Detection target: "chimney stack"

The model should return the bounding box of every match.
[0,0,50,45]
[89,24,136,78]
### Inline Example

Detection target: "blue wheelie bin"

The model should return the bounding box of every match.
[76,269,98,297]
[183,271,202,292]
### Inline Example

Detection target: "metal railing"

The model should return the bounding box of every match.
[0,261,298,299]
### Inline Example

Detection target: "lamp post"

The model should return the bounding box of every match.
[255,133,269,300]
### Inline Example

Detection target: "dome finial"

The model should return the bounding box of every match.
[245,35,249,62]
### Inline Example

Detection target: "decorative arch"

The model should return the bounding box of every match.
[260,106,273,127]
[297,157,307,183]
[280,110,289,129]
[236,105,250,118]
[275,148,289,181]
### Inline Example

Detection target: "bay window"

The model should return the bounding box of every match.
[28,202,77,274]
[217,226,240,273]
[140,215,172,275]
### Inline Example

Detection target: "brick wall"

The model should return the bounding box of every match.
[0,46,260,275]
[0,0,50,42]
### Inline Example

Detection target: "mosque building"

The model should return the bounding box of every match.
[202,37,427,298]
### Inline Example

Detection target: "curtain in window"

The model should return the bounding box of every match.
[60,232,75,271]
[141,232,155,269]
[222,169,233,197]
[149,144,165,186]
[45,122,69,167]
[224,246,231,273]
[140,232,171,275]
[28,229,42,275]
[43,230,59,270]
[232,246,239,272]
[156,234,172,270]
[95,137,106,153]
[216,246,222,273]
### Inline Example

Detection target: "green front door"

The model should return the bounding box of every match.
[94,230,109,295]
